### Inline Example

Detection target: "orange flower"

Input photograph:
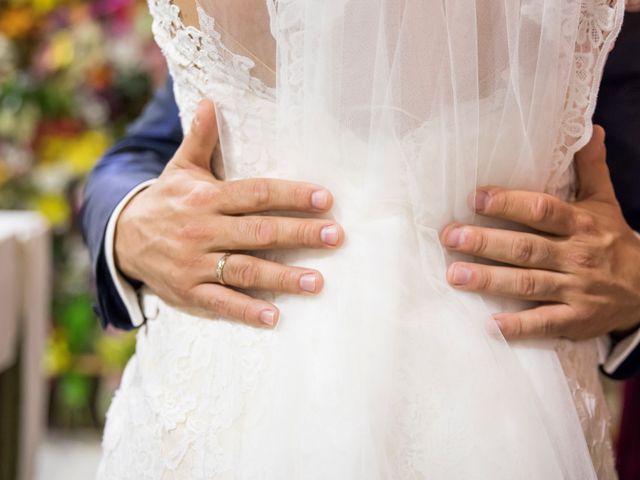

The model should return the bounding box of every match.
[0,8,35,39]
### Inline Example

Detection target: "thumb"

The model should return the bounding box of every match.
[171,99,219,172]
[575,125,616,202]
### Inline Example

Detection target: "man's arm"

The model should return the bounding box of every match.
[593,11,640,378]
[80,76,183,330]
[83,86,345,331]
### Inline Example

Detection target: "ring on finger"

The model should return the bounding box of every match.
[216,253,233,286]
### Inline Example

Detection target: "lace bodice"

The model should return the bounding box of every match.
[97,1,624,478]
[148,0,621,194]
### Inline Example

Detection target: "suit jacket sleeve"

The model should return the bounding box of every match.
[80,75,183,330]
[593,12,640,379]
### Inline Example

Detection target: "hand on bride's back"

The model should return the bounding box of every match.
[441,126,640,340]
[113,99,344,328]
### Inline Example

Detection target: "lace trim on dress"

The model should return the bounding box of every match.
[546,0,624,195]
[147,0,278,178]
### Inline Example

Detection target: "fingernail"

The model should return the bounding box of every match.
[451,265,472,285]
[494,319,504,332]
[445,227,465,248]
[192,100,208,130]
[259,309,277,326]
[321,225,339,246]
[299,273,318,293]
[311,190,330,210]
[474,190,489,212]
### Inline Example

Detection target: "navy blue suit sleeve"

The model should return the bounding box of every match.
[80,75,183,330]
[593,12,640,379]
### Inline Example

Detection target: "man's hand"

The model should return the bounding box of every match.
[440,126,640,340]
[115,99,344,328]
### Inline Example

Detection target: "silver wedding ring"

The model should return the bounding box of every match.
[216,253,233,286]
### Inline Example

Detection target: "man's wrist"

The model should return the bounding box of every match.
[112,180,155,282]
[104,179,156,327]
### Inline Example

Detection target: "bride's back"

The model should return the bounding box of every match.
[97,1,623,479]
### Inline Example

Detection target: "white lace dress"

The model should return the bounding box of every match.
[97,1,624,478]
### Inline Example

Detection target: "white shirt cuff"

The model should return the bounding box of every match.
[603,329,640,374]
[104,180,156,328]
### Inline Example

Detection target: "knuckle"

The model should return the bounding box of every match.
[469,230,488,255]
[239,301,253,324]
[252,218,277,247]
[235,262,260,288]
[537,315,554,336]
[207,295,230,315]
[531,195,553,223]
[511,237,535,263]
[250,180,271,208]
[183,252,204,270]
[476,269,493,291]
[573,303,595,323]
[296,221,317,245]
[275,269,295,291]
[515,271,537,297]
[599,231,617,250]
[174,281,192,302]
[574,213,597,234]
[509,316,523,337]
[184,182,219,208]
[567,248,597,269]
[177,222,209,242]
[488,190,508,214]
[564,274,588,296]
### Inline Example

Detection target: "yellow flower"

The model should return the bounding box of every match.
[31,0,56,14]
[33,192,70,228]
[95,332,136,372]
[50,31,75,70]
[44,330,72,376]
[39,129,111,175]
[66,130,110,175]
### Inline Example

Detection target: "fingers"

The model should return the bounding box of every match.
[217,216,345,250]
[172,99,219,172]
[446,262,568,302]
[441,223,561,270]
[188,283,280,328]
[575,125,616,203]
[200,253,324,295]
[471,188,576,236]
[493,304,576,340]
[216,178,334,214]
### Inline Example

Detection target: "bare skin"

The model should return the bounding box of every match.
[441,126,640,340]
[117,100,639,340]
[115,99,344,328]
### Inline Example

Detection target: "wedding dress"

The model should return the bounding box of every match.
[98,0,624,478]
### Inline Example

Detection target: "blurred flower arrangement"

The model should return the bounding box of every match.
[0,0,166,427]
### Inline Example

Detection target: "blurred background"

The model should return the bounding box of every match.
[0,0,166,478]
[0,1,633,480]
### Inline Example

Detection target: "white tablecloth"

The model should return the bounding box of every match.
[0,212,51,480]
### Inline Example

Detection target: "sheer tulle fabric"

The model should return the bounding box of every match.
[191,1,612,477]
[98,1,622,478]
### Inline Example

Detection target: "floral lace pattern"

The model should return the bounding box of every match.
[97,1,624,478]
[147,0,277,179]
[540,1,624,478]
[98,294,277,478]
[547,0,622,197]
